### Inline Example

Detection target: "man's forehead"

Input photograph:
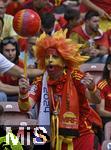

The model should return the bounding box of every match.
[89,16,100,21]
[46,48,58,55]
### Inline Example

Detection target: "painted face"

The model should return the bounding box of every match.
[45,48,65,78]
[3,44,16,62]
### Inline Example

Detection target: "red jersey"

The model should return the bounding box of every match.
[22,0,54,15]
[0,59,24,86]
[106,29,111,46]
[29,70,101,135]
[97,79,111,112]
[6,2,23,16]
[58,16,68,29]
[72,25,109,48]
[80,0,111,15]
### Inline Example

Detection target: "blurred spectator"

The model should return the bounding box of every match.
[0,51,23,101]
[96,54,111,126]
[53,4,66,31]
[63,7,81,37]
[0,52,23,76]
[20,36,37,68]
[6,0,23,16]
[0,52,43,78]
[53,3,65,20]
[53,1,81,33]
[0,1,17,39]
[0,36,42,117]
[63,0,80,10]
[0,36,24,101]
[40,12,61,35]
[23,0,54,16]
[80,0,111,31]
[80,0,111,19]
[70,10,109,63]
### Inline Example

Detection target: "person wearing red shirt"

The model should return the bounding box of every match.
[70,10,109,63]
[63,7,81,38]
[40,12,61,36]
[96,54,111,126]
[6,0,23,16]
[80,0,111,19]
[0,36,43,122]
[18,30,102,150]
[80,0,111,32]
[0,36,24,101]
[23,0,54,15]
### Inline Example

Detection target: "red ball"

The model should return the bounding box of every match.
[13,9,41,37]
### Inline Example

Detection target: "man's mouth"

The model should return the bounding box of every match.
[47,65,54,71]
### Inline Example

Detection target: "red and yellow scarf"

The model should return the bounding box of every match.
[48,71,79,149]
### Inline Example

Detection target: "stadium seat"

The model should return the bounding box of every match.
[104,121,111,140]
[102,140,111,150]
[0,102,36,126]
[0,102,38,149]
[3,119,37,127]
[80,63,105,84]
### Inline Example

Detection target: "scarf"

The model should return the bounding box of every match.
[48,72,80,149]
[38,71,50,126]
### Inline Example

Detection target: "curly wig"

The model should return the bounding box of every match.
[36,30,89,70]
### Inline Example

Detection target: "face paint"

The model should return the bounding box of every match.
[45,48,65,79]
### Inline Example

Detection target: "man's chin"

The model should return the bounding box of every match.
[10,59,15,62]
[93,28,99,32]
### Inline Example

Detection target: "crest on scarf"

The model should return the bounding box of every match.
[62,112,78,128]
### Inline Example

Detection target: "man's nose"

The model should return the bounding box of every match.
[9,51,13,55]
[49,55,53,63]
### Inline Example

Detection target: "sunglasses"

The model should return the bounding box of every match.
[1,38,17,45]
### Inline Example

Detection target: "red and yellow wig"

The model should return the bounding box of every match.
[36,29,89,70]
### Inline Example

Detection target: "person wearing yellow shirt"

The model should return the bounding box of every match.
[0,1,17,39]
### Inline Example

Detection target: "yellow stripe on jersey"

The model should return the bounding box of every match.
[72,70,84,80]
[97,80,107,90]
